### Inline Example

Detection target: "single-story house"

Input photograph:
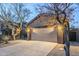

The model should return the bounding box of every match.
[27,13,64,44]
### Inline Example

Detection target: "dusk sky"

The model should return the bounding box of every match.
[25,3,39,22]
[1,3,79,28]
[25,3,44,22]
[26,3,79,28]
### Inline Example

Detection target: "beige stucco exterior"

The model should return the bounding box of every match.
[28,13,64,44]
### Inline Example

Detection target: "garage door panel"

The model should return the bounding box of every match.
[31,27,57,43]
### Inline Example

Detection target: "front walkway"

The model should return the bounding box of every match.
[0,40,57,56]
[48,42,79,56]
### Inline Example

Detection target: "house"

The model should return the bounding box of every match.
[69,28,79,42]
[27,13,65,43]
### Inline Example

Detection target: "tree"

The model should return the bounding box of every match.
[36,3,75,56]
[11,3,31,29]
[0,3,31,40]
[0,4,19,30]
[0,4,13,25]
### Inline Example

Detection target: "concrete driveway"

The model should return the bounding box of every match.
[0,40,57,56]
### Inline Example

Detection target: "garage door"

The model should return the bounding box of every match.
[31,27,57,42]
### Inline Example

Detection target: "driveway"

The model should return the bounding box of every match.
[0,40,57,56]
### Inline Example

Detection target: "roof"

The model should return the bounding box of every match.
[27,13,54,26]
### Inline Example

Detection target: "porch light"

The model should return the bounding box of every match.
[26,27,30,32]
[58,25,63,31]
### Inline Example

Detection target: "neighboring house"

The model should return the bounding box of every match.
[76,29,79,42]
[69,28,79,42]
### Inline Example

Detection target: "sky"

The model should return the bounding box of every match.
[0,3,79,28]
[26,3,79,28]
[70,4,79,28]
[25,3,44,22]
[25,3,39,22]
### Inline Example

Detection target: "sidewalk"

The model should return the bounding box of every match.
[70,42,79,56]
[47,44,64,56]
[47,42,79,56]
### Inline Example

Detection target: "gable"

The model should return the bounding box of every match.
[28,13,56,28]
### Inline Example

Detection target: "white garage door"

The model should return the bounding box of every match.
[31,27,57,42]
